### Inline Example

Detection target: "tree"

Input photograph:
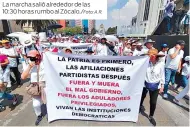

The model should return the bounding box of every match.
[2,20,10,36]
[75,26,82,34]
[16,20,57,32]
[62,27,82,35]
[91,28,96,35]
[106,26,117,35]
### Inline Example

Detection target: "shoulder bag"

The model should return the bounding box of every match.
[26,65,41,96]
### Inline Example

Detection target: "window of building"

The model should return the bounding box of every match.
[132,18,137,26]
[143,0,151,21]
[144,28,146,34]
[158,10,164,24]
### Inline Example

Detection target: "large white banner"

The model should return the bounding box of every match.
[43,52,149,122]
[40,43,93,54]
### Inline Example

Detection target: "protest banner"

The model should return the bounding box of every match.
[40,43,93,54]
[43,52,149,122]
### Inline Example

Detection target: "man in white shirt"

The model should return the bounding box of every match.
[131,43,139,56]
[163,40,185,99]
[96,38,116,56]
[1,40,21,87]
[158,43,169,65]
[141,39,156,55]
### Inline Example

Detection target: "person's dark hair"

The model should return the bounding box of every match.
[176,40,185,45]
[101,38,107,41]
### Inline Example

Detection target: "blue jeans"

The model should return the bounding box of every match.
[164,68,177,94]
[165,16,171,33]
[0,92,14,100]
[182,75,188,87]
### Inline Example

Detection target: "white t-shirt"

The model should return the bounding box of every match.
[133,49,142,56]
[1,47,18,67]
[96,43,113,56]
[182,63,190,76]
[141,47,149,55]
[141,46,155,55]
[26,62,45,83]
[165,48,184,70]
[158,51,167,65]
[123,47,131,56]
[145,62,165,89]
[0,47,4,54]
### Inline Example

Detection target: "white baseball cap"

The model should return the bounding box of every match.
[137,43,142,46]
[184,56,190,61]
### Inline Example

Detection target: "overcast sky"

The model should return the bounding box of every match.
[96,0,140,30]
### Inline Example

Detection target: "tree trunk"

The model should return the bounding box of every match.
[36,26,42,32]
[2,20,10,36]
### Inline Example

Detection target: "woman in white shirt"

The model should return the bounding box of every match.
[173,56,190,105]
[21,50,46,126]
[139,49,165,126]
[123,41,131,56]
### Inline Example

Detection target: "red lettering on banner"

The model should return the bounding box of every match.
[91,96,131,101]
[88,88,121,94]
[75,88,88,92]
[69,80,90,85]
[97,82,119,87]
[70,100,116,107]
[57,93,76,98]
[78,95,89,99]
[66,87,72,91]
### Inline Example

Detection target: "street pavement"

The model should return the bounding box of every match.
[0,65,189,126]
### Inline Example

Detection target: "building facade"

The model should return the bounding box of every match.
[88,20,96,33]
[131,0,165,35]
[58,20,67,28]
[75,20,82,27]
[82,20,88,33]
[68,20,75,27]
[130,0,189,36]
[75,20,95,34]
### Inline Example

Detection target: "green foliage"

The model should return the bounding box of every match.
[106,26,117,35]
[15,20,57,32]
[61,27,82,35]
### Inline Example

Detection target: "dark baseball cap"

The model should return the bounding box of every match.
[176,40,185,45]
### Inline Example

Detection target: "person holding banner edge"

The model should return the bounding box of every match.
[139,49,165,126]
[21,50,46,126]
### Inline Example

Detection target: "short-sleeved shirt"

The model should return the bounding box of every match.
[1,47,18,67]
[182,63,190,76]
[0,47,4,54]
[165,47,184,70]
[158,51,167,65]
[24,62,45,83]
